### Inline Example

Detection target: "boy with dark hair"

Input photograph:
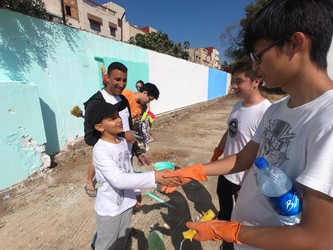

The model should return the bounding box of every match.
[122,82,159,121]
[122,82,160,150]
[87,101,180,250]
[84,62,148,197]
[210,58,270,250]
[164,0,333,249]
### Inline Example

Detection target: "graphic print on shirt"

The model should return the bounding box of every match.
[228,118,238,138]
[258,119,295,167]
[115,150,131,206]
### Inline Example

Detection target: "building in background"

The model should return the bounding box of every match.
[128,25,158,39]
[189,47,221,70]
[43,0,221,69]
[43,0,126,40]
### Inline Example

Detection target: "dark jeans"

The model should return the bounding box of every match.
[216,175,241,250]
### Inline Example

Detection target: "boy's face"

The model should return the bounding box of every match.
[139,91,155,105]
[95,111,123,135]
[231,71,259,99]
[105,69,127,96]
[251,39,291,89]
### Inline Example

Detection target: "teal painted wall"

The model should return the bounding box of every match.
[0,9,151,155]
[0,9,229,190]
[0,82,47,190]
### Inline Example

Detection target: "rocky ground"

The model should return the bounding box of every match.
[0,95,238,250]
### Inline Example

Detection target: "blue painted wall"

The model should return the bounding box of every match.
[208,68,228,100]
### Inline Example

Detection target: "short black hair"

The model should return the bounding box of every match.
[232,57,261,82]
[244,0,333,70]
[136,80,144,86]
[107,62,128,75]
[140,83,160,100]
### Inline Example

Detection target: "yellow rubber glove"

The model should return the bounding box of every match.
[210,147,224,162]
[185,220,241,243]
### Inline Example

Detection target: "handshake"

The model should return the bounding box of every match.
[154,164,208,194]
[153,163,242,244]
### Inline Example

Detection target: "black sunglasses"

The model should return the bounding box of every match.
[250,36,289,65]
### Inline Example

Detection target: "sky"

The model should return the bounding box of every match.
[96,0,254,62]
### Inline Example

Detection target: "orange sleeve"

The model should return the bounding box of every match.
[122,90,142,120]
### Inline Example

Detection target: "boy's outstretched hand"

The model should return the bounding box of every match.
[163,164,208,185]
[159,164,208,193]
[185,220,241,243]
[154,169,181,187]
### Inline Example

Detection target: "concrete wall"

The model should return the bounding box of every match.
[0,9,230,190]
[1,82,50,190]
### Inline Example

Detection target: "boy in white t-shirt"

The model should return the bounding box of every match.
[84,62,149,197]
[210,58,271,250]
[87,101,180,250]
[164,0,333,249]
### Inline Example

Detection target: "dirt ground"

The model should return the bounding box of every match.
[0,95,238,250]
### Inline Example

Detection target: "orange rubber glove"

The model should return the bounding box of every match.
[163,164,208,185]
[210,147,224,162]
[160,186,176,194]
[160,164,208,194]
[185,220,241,243]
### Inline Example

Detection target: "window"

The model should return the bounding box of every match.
[110,27,116,36]
[89,19,101,32]
[87,14,102,32]
[109,22,117,37]
[65,5,71,16]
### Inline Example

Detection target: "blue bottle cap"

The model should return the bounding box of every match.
[254,157,268,169]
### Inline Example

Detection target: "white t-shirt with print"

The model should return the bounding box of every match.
[93,138,156,217]
[232,90,333,250]
[224,99,271,185]
[101,89,133,155]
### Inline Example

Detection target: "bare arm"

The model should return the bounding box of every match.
[124,130,137,143]
[205,140,259,176]
[238,187,333,249]
[217,130,228,150]
[146,103,150,113]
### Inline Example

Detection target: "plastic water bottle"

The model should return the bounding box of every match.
[254,157,302,225]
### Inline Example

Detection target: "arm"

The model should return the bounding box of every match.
[162,140,259,189]
[146,102,150,113]
[187,187,333,249]
[83,97,102,146]
[238,187,333,249]
[217,130,228,149]
[205,140,259,176]
[94,145,154,189]
[124,130,138,144]
[211,130,228,162]
[119,94,146,160]
[94,146,179,189]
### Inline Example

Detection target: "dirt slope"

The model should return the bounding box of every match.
[0,95,237,250]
